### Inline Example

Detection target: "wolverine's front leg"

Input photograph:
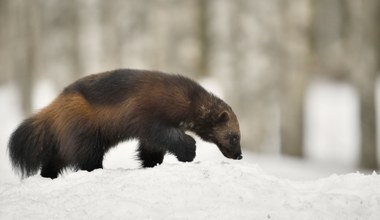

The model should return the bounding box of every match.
[137,140,165,168]
[169,133,196,162]
[147,125,196,163]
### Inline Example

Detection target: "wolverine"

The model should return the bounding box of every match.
[9,69,242,179]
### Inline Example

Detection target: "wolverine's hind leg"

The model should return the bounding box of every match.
[41,161,61,179]
[75,131,106,172]
[40,149,63,179]
[137,140,165,168]
[78,150,104,172]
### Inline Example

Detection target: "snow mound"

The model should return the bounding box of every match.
[1,161,379,220]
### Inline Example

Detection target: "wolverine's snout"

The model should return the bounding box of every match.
[217,144,242,160]
[232,150,242,160]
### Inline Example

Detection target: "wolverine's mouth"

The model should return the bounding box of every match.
[217,144,242,160]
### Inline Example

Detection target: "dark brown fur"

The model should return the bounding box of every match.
[8,69,242,178]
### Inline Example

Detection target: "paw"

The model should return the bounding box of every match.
[176,144,196,162]
[176,136,196,162]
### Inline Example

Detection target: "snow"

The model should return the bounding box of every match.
[305,79,360,165]
[1,161,379,219]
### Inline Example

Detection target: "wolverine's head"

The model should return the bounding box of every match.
[195,100,242,160]
[210,110,242,160]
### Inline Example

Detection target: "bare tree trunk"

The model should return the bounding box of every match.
[346,0,379,169]
[0,0,11,84]
[197,0,209,78]
[99,0,123,69]
[70,0,83,78]
[357,79,377,169]
[280,88,306,157]
[280,0,312,157]
[11,0,39,115]
[311,0,348,79]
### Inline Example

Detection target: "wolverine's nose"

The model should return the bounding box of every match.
[236,155,242,160]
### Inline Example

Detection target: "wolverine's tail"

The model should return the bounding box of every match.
[8,117,54,178]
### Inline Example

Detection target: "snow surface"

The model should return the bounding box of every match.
[1,161,379,220]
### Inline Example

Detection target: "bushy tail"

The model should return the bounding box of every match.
[8,117,53,178]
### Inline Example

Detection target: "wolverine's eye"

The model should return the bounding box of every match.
[229,135,240,146]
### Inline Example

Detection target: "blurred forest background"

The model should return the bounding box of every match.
[0,0,379,170]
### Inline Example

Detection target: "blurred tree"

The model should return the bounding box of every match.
[69,0,83,78]
[40,0,83,89]
[0,0,12,84]
[10,0,40,115]
[197,0,209,78]
[99,0,124,69]
[312,0,379,169]
[346,0,379,169]
[280,0,312,157]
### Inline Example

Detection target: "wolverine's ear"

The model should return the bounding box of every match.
[217,111,229,123]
